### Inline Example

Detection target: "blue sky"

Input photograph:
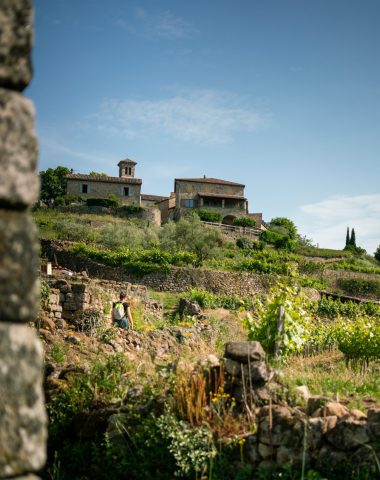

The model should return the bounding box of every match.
[27,0,380,253]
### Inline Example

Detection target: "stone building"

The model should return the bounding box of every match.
[158,176,264,227]
[66,158,142,206]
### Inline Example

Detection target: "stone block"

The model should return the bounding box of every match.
[326,420,369,450]
[0,0,33,90]
[224,341,265,363]
[0,323,47,477]
[0,88,39,208]
[0,210,39,322]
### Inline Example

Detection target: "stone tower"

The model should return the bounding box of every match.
[118,158,137,178]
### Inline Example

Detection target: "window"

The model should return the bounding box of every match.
[81,184,88,194]
[125,167,132,175]
[184,199,194,208]
[124,187,129,196]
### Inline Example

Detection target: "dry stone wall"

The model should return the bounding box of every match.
[43,276,163,324]
[41,240,276,297]
[0,1,47,477]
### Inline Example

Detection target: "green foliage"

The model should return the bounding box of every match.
[336,278,380,298]
[346,227,350,247]
[157,413,216,477]
[160,214,224,266]
[55,219,97,242]
[349,227,356,247]
[375,245,380,262]
[232,217,256,228]
[296,246,351,258]
[297,259,325,275]
[314,296,380,319]
[274,235,296,251]
[40,278,51,309]
[121,204,144,214]
[86,196,120,208]
[55,194,84,206]
[40,166,70,202]
[69,243,196,275]
[236,237,265,251]
[245,284,312,357]
[195,208,222,223]
[336,316,380,369]
[330,256,380,274]
[50,344,67,364]
[268,217,297,240]
[260,229,287,245]
[187,288,254,310]
[233,250,296,275]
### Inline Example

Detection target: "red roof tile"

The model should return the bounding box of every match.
[175,177,245,187]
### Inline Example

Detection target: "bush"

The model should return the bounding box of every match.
[268,217,297,240]
[55,194,84,206]
[232,217,256,228]
[194,209,222,223]
[337,278,380,298]
[260,229,287,245]
[86,197,120,208]
[121,204,144,214]
[236,237,265,251]
[274,236,296,251]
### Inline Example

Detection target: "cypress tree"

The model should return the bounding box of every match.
[350,228,356,247]
[345,227,350,246]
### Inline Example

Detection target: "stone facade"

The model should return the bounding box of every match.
[66,174,142,206]
[0,1,47,477]
[174,178,248,222]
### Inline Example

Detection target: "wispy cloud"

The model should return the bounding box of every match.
[296,194,380,254]
[93,89,268,145]
[115,9,195,39]
[40,138,113,169]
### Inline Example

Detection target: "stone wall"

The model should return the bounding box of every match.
[66,178,141,206]
[221,342,380,476]
[43,276,162,324]
[0,1,47,477]
[41,240,275,297]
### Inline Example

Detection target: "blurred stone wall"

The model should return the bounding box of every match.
[0,1,47,477]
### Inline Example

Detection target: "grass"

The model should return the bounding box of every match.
[282,351,380,409]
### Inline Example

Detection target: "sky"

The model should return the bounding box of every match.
[27,0,380,254]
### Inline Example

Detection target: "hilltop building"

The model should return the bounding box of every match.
[66,158,263,228]
[66,158,142,205]
[158,176,264,228]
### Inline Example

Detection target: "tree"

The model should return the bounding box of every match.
[349,228,356,247]
[268,217,297,240]
[374,245,380,262]
[40,166,70,203]
[345,227,350,247]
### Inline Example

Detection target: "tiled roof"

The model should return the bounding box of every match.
[175,177,245,187]
[118,158,137,166]
[66,173,142,185]
[198,192,246,200]
[141,194,169,202]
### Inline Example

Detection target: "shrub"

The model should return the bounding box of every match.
[232,217,256,228]
[245,284,311,357]
[268,217,297,240]
[195,209,222,223]
[55,194,84,206]
[274,236,296,251]
[121,204,144,214]
[375,245,380,262]
[260,229,287,245]
[55,219,98,242]
[86,196,119,208]
[236,237,265,251]
[337,278,380,298]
